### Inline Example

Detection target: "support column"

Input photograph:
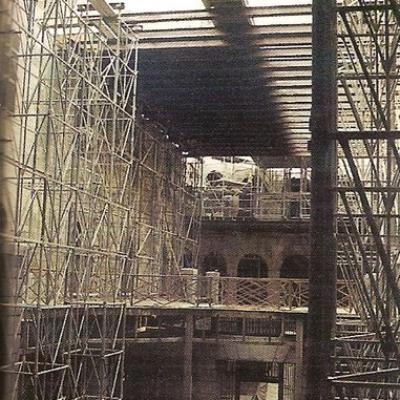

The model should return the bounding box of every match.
[305,1,337,400]
[295,318,305,400]
[206,271,220,305]
[278,363,284,400]
[183,314,193,400]
[234,372,240,400]
[182,268,198,303]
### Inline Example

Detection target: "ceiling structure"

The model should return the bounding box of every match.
[124,1,312,157]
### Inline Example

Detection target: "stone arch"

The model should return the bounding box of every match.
[201,251,227,276]
[237,254,268,278]
[280,255,309,279]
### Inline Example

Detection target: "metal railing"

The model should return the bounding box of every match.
[115,275,354,312]
[201,187,311,221]
[255,192,311,221]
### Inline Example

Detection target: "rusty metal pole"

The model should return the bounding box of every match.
[305,1,337,400]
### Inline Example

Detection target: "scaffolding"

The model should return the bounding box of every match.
[0,0,201,397]
[333,0,400,397]
[133,122,201,278]
[200,160,312,221]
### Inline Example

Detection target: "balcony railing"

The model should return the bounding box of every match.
[116,274,354,312]
[201,187,311,221]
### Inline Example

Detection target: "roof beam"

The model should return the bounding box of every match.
[123,5,312,23]
[137,24,311,40]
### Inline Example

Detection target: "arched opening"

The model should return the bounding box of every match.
[237,254,268,278]
[280,255,309,279]
[201,251,227,276]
